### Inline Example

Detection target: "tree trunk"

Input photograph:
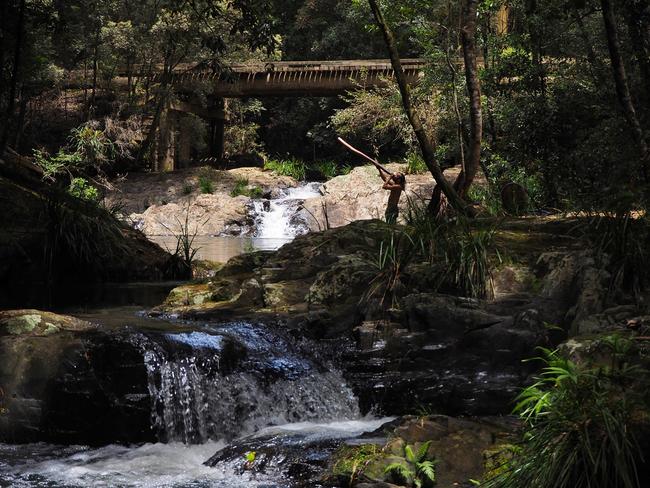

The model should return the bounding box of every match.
[137,67,170,167]
[0,0,26,157]
[623,0,650,110]
[0,0,8,107]
[572,8,608,90]
[90,26,100,112]
[367,0,469,215]
[453,0,483,199]
[601,0,650,180]
[13,93,27,151]
[444,4,466,175]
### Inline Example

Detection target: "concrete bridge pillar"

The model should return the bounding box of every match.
[495,5,510,35]
[176,116,192,168]
[207,97,227,163]
[153,99,175,172]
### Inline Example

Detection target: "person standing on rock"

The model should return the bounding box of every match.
[378,167,406,224]
[336,137,406,224]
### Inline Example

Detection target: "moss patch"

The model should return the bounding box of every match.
[330,443,384,485]
[0,310,94,336]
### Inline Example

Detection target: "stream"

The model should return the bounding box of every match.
[151,182,322,263]
[0,306,389,487]
[0,182,394,487]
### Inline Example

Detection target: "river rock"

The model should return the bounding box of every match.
[0,167,188,306]
[321,415,517,488]
[0,309,95,336]
[105,166,297,236]
[300,165,484,230]
[0,310,155,445]
[156,218,637,418]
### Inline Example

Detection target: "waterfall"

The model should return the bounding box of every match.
[142,325,359,444]
[252,183,321,240]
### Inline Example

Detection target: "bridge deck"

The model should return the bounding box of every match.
[170,58,426,97]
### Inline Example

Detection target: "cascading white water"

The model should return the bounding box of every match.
[142,326,360,444]
[0,319,384,488]
[252,183,321,240]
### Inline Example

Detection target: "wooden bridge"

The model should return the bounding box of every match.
[156,59,426,171]
[169,58,425,98]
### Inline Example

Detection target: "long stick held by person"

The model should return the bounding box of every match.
[337,137,406,224]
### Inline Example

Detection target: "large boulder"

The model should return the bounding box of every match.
[105,166,297,236]
[326,415,517,488]
[156,218,642,418]
[300,165,438,230]
[340,294,546,415]
[0,310,155,445]
[0,167,188,306]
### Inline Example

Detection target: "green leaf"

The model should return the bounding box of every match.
[417,460,436,482]
[415,440,431,462]
[384,462,413,483]
[405,444,416,463]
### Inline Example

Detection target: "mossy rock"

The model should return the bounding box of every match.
[329,443,386,485]
[192,259,224,280]
[0,310,94,337]
[162,283,215,308]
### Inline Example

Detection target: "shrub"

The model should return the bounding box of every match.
[364,229,414,308]
[43,192,131,279]
[385,441,436,488]
[577,201,649,299]
[264,158,306,180]
[404,199,499,299]
[467,185,503,216]
[405,152,428,174]
[199,176,214,194]
[33,122,115,183]
[483,343,646,488]
[332,444,383,486]
[444,219,497,299]
[315,160,339,179]
[482,151,543,212]
[68,177,100,202]
[231,177,249,197]
[231,177,263,198]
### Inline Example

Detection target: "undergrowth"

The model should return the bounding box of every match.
[482,340,647,488]
[231,177,263,198]
[363,200,499,307]
[44,191,130,281]
[264,158,306,180]
[573,193,649,301]
[199,175,214,194]
[385,441,436,488]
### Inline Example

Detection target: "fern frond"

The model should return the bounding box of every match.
[415,441,431,462]
[417,460,436,482]
[384,462,413,483]
[405,444,416,463]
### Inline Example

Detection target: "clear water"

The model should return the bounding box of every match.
[143,325,360,443]
[150,182,322,263]
[150,235,291,263]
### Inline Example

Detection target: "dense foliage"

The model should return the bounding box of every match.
[0,0,648,211]
[484,340,649,488]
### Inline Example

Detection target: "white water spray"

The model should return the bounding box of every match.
[252,183,321,239]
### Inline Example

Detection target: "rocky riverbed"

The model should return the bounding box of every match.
[2,210,649,487]
[152,217,650,416]
[104,165,473,238]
